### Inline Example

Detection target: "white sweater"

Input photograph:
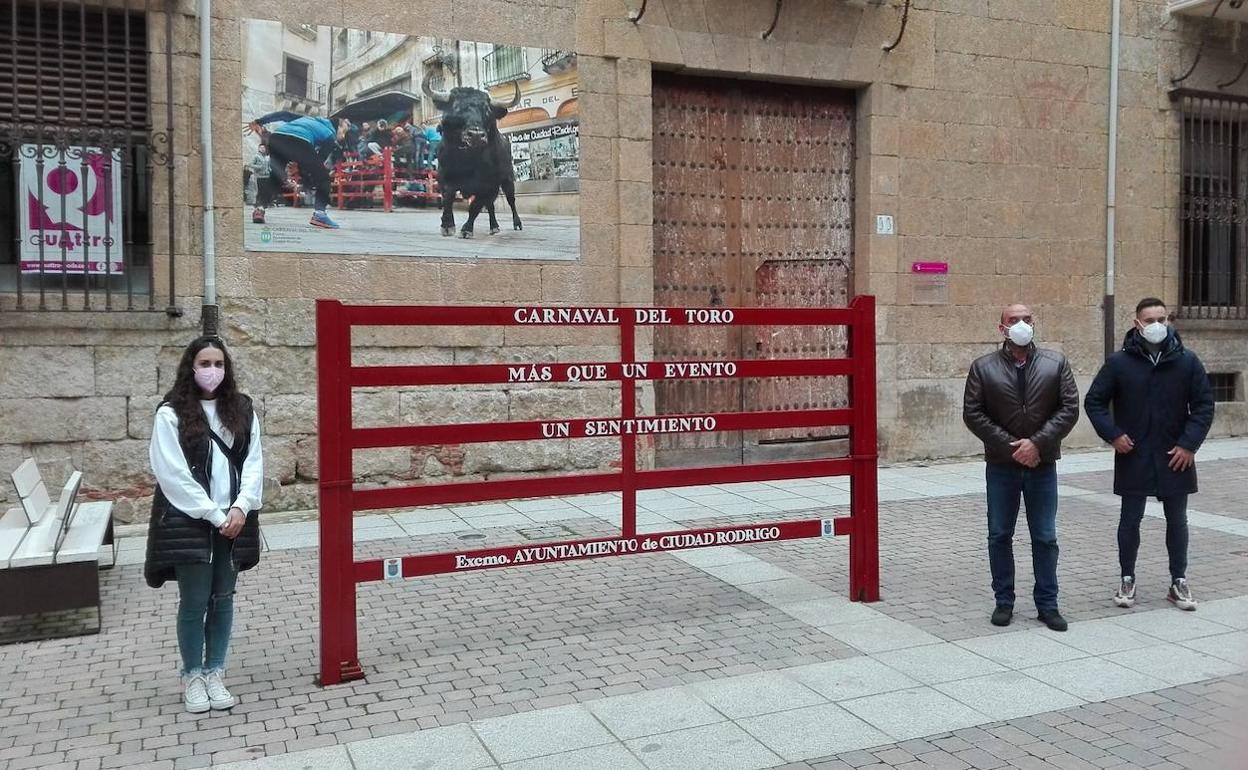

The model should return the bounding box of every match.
[149,400,264,528]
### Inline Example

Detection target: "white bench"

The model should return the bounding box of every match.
[1,459,116,641]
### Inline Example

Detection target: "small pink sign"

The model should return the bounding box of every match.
[911,262,948,274]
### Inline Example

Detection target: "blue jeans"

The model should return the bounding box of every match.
[985,462,1060,611]
[174,531,238,676]
[1118,494,1188,582]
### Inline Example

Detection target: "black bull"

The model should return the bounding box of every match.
[423,74,523,238]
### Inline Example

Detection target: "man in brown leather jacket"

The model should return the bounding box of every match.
[963,303,1080,631]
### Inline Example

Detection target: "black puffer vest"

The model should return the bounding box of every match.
[144,396,262,588]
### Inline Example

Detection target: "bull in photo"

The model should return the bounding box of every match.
[423,73,523,238]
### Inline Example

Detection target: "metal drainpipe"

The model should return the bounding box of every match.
[1104,0,1121,359]
[199,0,219,336]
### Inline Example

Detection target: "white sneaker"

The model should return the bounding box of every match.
[203,670,238,710]
[183,673,210,713]
[1168,578,1198,611]
[1113,576,1136,608]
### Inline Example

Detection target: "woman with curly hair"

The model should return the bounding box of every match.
[144,336,263,713]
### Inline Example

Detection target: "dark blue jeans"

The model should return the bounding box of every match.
[1118,494,1188,582]
[174,531,238,676]
[985,462,1060,611]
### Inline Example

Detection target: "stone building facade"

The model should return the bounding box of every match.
[1,0,1246,520]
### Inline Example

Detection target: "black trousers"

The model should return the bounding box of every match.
[267,133,330,210]
[254,176,277,208]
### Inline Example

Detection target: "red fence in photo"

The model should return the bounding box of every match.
[315,297,879,686]
[332,148,441,212]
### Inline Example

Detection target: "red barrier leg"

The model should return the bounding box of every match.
[620,317,637,538]
[383,149,394,212]
[849,296,880,602]
[317,300,364,684]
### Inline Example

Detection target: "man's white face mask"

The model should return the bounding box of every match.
[1141,321,1168,345]
[1006,320,1034,347]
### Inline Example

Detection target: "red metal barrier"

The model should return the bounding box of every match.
[316,298,879,686]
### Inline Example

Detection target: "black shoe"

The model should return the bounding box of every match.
[991,605,1013,626]
[1038,608,1068,632]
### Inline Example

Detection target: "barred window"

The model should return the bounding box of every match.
[0,0,176,312]
[1177,91,1248,320]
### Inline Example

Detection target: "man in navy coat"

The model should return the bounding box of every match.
[1084,297,1215,611]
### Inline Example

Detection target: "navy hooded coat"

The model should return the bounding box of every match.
[1083,327,1215,498]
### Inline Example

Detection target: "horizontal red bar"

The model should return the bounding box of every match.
[355,518,838,581]
[354,472,622,511]
[637,457,853,489]
[341,304,858,327]
[350,358,856,387]
[352,409,853,448]
[350,456,856,511]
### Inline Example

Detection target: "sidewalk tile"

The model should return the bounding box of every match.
[787,657,919,702]
[354,514,401,530]
[676,492,751,506]
[461,514,532,530]
[877,488,923,502]
[822,617,942,653]
[703,561,795,586]
[1024,657,1168,701]
[504,743,644,770]
[778,598,885,628]
[624,721,782,770]
[452,504,518,518]
[954,630,1087,670]
[669,547,757,569]
[390,508,459,524]
[393,517,466,536]
[714,502,780,517]
[1045,618,1157,656]
[521,508,591,523]
[1190,597,1248,631]
[508,499,584,514]
[1112,611,1235,643]
[934,671,1085,721]
[353,523,408,542]
[586,688,723,740]
[347,724,494,769]
[736,577,830,606]
[1107,643,1241,686]
[471,705,614,764]
[262,532,320,550]
[840,687,989,741]
[739,702,890,762]
[875,643,1006,685]
[1180,631,1248,666]
[691,671,825,719]
[1056,485,1098,498]
[213,746,352,770]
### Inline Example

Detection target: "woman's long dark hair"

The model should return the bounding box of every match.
[162,336,248,440]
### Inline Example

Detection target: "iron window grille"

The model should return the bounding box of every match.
[1175,90,1248,320]
[482,45,530,89]
[276,70,326,105]
[1208,372,1240,402]
[0,0,177,313]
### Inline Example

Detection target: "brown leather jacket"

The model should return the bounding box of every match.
[962,343,1080,465]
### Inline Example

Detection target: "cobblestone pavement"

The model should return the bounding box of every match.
[1,440,1246,769]
[1063,457,1248,522]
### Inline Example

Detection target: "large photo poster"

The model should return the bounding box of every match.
[240,20,579,260]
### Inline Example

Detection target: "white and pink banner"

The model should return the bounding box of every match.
[19,144,125,274]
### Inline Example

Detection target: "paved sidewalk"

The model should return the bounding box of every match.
[2,439,1247,769]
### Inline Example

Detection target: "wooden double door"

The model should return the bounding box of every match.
[651,73,856,467]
